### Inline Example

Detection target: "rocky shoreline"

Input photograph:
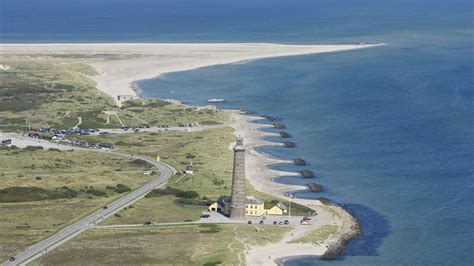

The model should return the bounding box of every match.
[320,201,361,260]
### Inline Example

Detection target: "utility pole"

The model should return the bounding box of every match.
[288,197,291,218]
[287,193,295,218]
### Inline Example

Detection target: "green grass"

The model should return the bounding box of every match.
[0,57,229,131]
[0,147,158,259]
[0,58,116,130]
[70,127,235,199]
[0,197,112,261]
[289,224,340,244]
[34,224,291,265]
[0,148,153,191]
[118,99,229,128]
[102,195,206,225]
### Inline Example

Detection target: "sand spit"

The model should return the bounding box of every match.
[0,43,385,105]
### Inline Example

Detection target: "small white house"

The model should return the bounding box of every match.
[185,162,194,175]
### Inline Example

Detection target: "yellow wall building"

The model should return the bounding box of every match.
[265,202,288,215]
[245,196,265,216]
[209,196,287,217]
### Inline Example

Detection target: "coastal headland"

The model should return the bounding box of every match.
[0,42,383,264]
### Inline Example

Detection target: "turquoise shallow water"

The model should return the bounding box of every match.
[2,0,473,264]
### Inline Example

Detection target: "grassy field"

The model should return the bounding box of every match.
[0,197,112,261]
[71,127,236,199]
[289,224,339,244]
[0,57,229,131]
[0,58,118,130]
[34,224,291,265]
[103,195,206,225]
[0,147,153,191]
[0,147,158,260]
[119,99,229,127]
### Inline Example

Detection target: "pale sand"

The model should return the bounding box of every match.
[0,43,385,105]
[227,110,359,265]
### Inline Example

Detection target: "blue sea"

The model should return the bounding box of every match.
[1,0,473,265]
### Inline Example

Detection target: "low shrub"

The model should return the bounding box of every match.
[115,184,132,193]
[145,187,183,198]
[86,189,107,196]
[175,190,199,199]
[0,186,79,202]
[24,146,43,151]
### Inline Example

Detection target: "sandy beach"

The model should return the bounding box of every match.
[227,110,359,265]
[0,43,384,105]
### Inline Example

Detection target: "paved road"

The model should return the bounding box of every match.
[95,124,226,135]
[2,151,176,266]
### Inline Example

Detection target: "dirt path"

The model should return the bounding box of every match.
[73,117,82,128]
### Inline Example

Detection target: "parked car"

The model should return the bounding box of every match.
[143,221,152,225]
[248,220,252,224]
[102,206,108,210]
[259,220,264,225]
[273,221,278,225]
[284,220,289,225]
[9,257,15,262]
[201,214,211,218]
[300,220,311,225]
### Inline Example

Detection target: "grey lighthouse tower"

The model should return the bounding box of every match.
[230,136,246,219]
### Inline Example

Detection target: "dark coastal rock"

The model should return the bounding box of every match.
[308,182,322,192]
[301,170,314,178]
[261,115,278,122]
[279,132,291,138]
[293,158,306,165]
[273,122,285,129]
[284,141,296,148]
[321,220,361,260]
[319,201,361,260]
[241,109,255,115]
[318,197,333,205]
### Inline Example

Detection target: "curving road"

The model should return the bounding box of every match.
[2,151,176,266]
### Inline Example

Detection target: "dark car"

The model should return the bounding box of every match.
[9,257,15,261]
[273,221,278,225]
[143,221,152,225]
[259,220,264,225]
[102,206,108,210]
[201,214,211,218]
[284,220,289,225]
[248,220,252,224]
